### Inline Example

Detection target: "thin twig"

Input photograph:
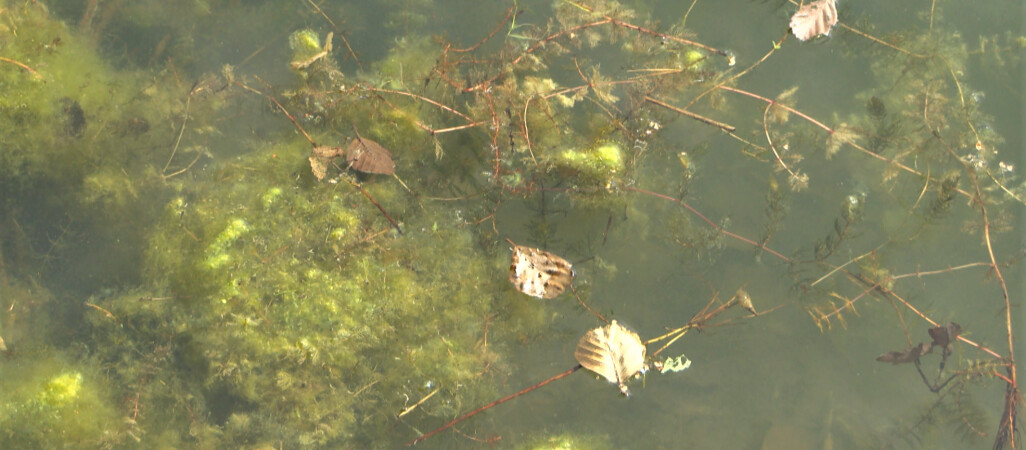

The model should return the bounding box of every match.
[406,365,582,446]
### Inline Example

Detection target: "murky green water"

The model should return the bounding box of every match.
[1,0,1023,448]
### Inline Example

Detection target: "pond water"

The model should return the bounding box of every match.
[1,0,1023,448]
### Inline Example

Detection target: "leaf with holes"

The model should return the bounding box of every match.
[508,244,573,299]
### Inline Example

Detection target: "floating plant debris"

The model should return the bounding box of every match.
[928,322,962,353]
[876,322,962,364]
[735,288,757,316]
[789,0,838,42]
[508,244,573,299]
[876,342,932,364]
[574,320,648,395]
[308,144,343,180]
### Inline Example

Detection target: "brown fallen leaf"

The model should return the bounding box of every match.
[789,0,838,42]
[345,132,395,175]
[574,320,647,395]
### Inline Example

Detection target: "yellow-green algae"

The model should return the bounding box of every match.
[552,142,626,188]
[0,358,120,448]
[79,137,552,447]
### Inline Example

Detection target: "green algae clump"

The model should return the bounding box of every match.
[552,142,626,189]
[0,359,120,448]
[39,372,84,407]
[78,136,552,447]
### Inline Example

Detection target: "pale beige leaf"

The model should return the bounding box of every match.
[574,320,647,395]
[789,0,838,42]
[309,156,327,180]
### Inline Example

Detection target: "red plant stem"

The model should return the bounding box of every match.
[232,81,316,146]
[346,179,402,235]
[717,85,832,132]
[449,6,516,53]
[406,365,583,446]
[624,186,792,262]
[363,86,476,123]
[0,56,43,79]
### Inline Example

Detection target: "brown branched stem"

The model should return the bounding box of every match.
[361,86,476,124]
[570,284,608,323]
[644,96,736,133]
[405,365,582,446]
[933,133,1017,448]
[717,85,976,201]
[626,183,1009,369]
[0,56,43,79]
[455,4,727,93]
[449,5,516,53]
[645,289,772,359]
[232,81,316,146]
[563,1,729,56]
[342,177,403,235]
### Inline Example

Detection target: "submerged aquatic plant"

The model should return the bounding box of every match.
[0,0,1022,448]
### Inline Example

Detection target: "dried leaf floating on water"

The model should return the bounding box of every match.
[574,320,647,395]
[508,244,573,299]
[345,135,395,175]
[789,0,838,42]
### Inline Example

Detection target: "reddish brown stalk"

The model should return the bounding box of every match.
[624,186,792,262]
[362,86,476,123]
[461,8,726,93]
[342,178,402,235]
[406,365,583,446]
[645,96,736,133]
[232,81,316,146]
[449,6,516,53]
[717,85,976,200]
[931,131,1017,448]
[0,56,42,79]
[570,285,608,323]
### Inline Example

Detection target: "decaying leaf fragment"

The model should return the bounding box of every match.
[574,320,648,395]
[876,342,932,364]
[928,322,962,353]
[656,354,692,374]
[734,288,757,315]
[308,145,344,180]
[875,322,962,364]
[789,0,838,42]
[508,244,573,299]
